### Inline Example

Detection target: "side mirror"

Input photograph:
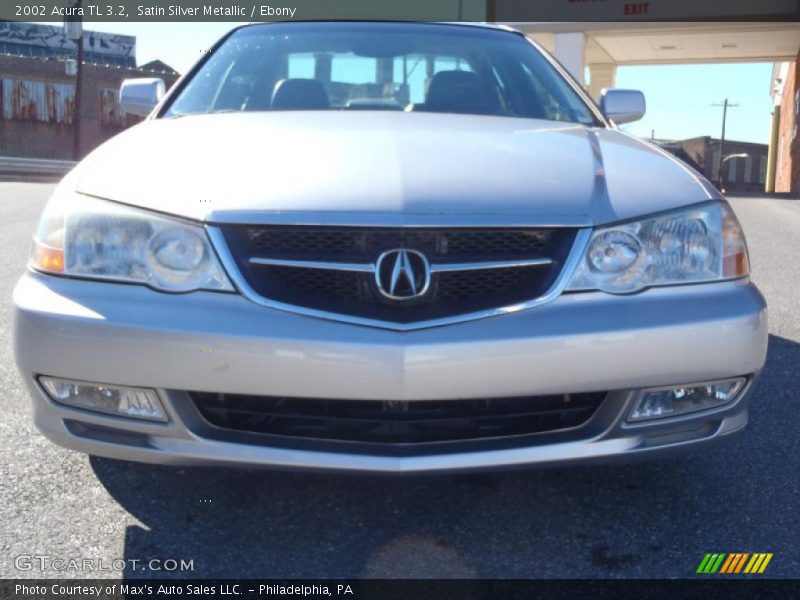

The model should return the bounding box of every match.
[120,78,165,117]
[599,89,646,124]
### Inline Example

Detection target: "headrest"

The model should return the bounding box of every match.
[425,70,492,114]
[271,78,330,110]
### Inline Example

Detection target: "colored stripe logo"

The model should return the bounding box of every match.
[697,553,773,574]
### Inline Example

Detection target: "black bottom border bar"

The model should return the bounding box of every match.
[1,579,798,600]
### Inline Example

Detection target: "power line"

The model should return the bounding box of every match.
[711,98,739,189]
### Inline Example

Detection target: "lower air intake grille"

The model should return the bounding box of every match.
[190,392,606,445]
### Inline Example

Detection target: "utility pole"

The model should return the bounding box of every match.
[711,98,739,189]
[65,0,84,160]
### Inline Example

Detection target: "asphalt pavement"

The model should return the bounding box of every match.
[1,183,798,579]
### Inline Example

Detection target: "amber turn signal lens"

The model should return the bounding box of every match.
[721,207,750,277]
[31,240,64,273]
[723,252,749,277]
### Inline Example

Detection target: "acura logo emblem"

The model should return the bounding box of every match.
[375,249,431,300]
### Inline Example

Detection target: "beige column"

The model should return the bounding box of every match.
[588,63,618,101]
[765,108,780,193]
[553,33,586,84]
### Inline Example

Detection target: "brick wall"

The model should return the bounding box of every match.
[775,55,799,195]
[664,136,768,193]
[0,55,178,160]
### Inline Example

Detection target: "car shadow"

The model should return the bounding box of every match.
[90,334,800,579]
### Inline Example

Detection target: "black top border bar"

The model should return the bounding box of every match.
[2,0,799,23]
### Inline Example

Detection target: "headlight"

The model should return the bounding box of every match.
[30,192,233,293]
[567,201,749,294]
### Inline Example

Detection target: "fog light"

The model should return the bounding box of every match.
[39,377,167,422]
[627,378,746,423]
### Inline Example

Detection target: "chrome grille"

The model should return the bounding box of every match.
[216,225,579,327]
[270,266,361,300]
[246,227,556,260]
[437,266,538,301]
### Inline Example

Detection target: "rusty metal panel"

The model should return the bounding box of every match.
[47,82,75,124]
[3,79,47,121]
[2,78,75,124]
[99,88,125,127]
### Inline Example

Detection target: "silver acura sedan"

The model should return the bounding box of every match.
[13,22,767,473]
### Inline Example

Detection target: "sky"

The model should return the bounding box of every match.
[59,22,775,145]
[616,63,774,145]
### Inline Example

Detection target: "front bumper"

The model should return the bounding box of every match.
[13,272,768,473]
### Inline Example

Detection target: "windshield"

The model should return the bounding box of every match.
[164,22,600,125]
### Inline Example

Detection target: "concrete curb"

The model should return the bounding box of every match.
[0,156,75,182]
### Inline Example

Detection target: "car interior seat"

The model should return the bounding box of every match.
[271,78,330,110]
[421,70,496,115]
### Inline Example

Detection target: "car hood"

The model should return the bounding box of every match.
[72,111,717,226]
